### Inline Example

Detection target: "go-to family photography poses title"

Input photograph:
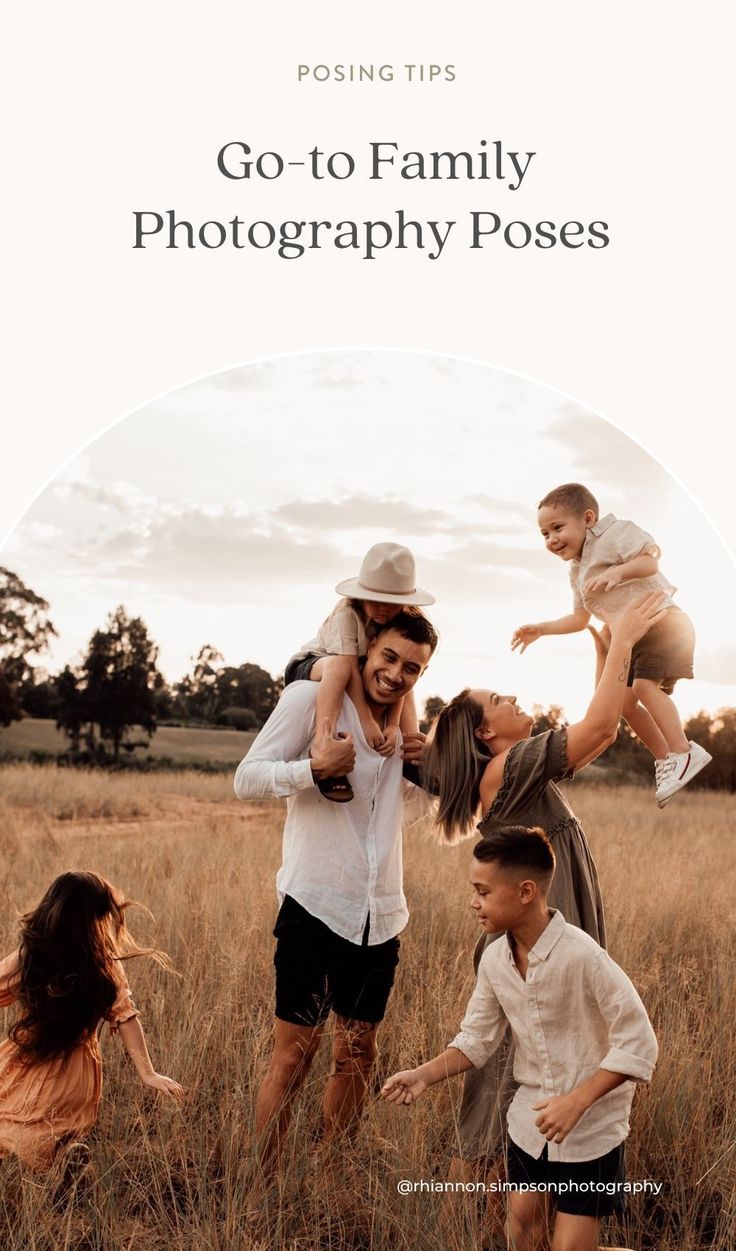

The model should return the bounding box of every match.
[132,138,611,260]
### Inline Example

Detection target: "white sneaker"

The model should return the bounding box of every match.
[655,741,712,807]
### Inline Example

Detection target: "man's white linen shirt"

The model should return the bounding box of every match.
[449,910,657,1162]
[233,681,426,945]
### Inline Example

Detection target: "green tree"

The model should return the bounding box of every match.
[220,705,259,731]
[54,665,88,757]
[19,669,57,719]
[685,708,736,792]
[175,644,224,722]
[80,607,162,763]
[213,662,281,727]
[531,703,566,736]
[421,695,446,733]
[0,567,56,726]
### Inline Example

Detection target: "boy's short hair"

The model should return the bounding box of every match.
[376,610,439,656]
[473,825,556,888]
[538,482,599,520]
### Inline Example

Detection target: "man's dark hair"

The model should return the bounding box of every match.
[473,825,556,887]
[538,482,599,521]
[375,610,439,656]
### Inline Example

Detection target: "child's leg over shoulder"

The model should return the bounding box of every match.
[398,689,419,736]
[312,655,355,737]
[309,654,354,683]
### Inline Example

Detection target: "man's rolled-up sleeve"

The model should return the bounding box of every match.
[233,685,317,800]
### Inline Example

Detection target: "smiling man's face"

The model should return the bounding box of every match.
[362,628,431,707]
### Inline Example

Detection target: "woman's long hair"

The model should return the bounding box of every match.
[10,871,155,1063]
[423,690,491,845]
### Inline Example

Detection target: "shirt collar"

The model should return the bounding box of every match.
[588,512,618,537]
[529,908,566,960]
[503,909,566,963]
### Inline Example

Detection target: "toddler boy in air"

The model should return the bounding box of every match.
[511,483,711,806]
[382,826,658,1251]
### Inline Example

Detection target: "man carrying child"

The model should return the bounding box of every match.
[234,609,438,1197]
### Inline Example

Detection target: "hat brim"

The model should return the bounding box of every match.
[334,577,435,606]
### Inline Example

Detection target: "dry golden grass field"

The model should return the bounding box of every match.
[0,719,256,767]
[0,762,734,1251]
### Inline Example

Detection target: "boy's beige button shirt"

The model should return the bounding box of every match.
[570,512,676,621]
[449,910,658,1162]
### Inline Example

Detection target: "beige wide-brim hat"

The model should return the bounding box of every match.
[335,542,435,606]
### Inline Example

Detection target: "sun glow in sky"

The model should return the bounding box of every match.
[4,351,736,723]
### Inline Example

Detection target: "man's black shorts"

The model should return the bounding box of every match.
[507,1137,626,1218]
[273,895,400,1028]
[627,606,695,694]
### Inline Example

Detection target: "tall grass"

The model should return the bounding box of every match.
[0,765,733,1249]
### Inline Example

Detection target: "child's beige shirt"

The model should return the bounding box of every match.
[570,513,676,622]
[291,599,371,662]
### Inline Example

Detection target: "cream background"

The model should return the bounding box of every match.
[2,2,733,555]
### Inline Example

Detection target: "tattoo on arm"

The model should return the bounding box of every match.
[617,660,629,684]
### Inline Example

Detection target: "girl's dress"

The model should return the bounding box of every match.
[457,727,606,1162]
[0,951,138,1169]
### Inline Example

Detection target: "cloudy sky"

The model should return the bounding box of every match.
[4,351,736,722]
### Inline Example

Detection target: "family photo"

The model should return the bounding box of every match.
[0,352,734,1251]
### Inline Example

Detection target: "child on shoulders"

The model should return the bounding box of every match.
[284,542,435,802]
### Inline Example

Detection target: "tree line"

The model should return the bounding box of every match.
[1,565,734,788]
[0,567,281,764]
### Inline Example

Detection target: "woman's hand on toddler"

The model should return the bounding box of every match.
[533,1090,587,1143]
[362,715,387,750]
[511,624,543,653]
[381,1070,427,1105]
[375,725,399,757]
[141,1072,185,1100]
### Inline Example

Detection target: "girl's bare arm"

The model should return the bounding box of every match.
[117,1016,184,1099]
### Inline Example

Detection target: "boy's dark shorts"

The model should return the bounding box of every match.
[273,895,400,1027]
[627,606,695,694]
[507,1137,626,1217]
[283,653,321,685]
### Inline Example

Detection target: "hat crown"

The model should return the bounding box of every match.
[334,543,434,605]
[358,543,417,595]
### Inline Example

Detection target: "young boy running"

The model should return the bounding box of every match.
[511,482,711,806]
[382,827,657,1251]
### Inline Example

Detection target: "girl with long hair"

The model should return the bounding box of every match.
[0,871,183,1171]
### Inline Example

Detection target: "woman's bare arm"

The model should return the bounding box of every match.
[565,593,666,770]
